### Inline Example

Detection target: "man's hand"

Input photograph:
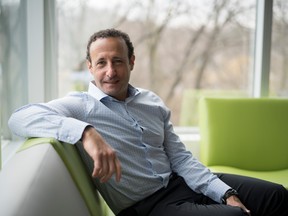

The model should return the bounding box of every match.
[81,126,121,183]
[226,195,251,216]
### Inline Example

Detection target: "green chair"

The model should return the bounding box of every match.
[199,97,288,189]
[0,138,109,216]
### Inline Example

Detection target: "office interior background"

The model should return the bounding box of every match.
[0,0,287,166]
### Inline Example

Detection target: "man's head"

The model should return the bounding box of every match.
[86,29,134,63]
[86,29,135,101]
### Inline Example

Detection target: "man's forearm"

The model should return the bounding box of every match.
[8,104,89,144]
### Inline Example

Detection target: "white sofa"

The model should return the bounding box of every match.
[0,138,108,216]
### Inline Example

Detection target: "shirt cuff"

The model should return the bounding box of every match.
[206,178,231,203]
[58,117,90,144]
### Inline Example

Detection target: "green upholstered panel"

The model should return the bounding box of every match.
[208,166,288,189]
[199,98,288,171]
[18,138,107,216]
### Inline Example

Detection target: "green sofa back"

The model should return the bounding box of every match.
[199,98,288,171]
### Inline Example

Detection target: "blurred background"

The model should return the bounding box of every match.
[1,0,287,161]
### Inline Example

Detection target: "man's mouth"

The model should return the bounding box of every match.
[104,80,119,85]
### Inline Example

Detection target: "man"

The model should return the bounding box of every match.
[8,29,288,216]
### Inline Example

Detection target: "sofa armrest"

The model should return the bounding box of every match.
[0,138,106,216]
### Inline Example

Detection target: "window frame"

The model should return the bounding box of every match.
[253,0,273,97]
[1,0,57,167]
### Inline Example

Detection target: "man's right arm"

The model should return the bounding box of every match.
[8,94,122,182]
[8,94,89,144]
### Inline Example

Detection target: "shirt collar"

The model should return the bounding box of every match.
[88,81,139,101]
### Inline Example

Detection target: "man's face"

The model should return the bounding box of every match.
[87,37,135,101]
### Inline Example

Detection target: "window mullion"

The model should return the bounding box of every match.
[253,0,273,97]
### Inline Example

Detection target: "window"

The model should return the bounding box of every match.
[57,0,256,126]
[0,0,57,166]
[270,0,288,96]
[0,0,27,141]
[1,0,286,165]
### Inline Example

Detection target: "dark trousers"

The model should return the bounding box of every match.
[117,173,288,216]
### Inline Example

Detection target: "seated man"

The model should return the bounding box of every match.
[8,28,288,216]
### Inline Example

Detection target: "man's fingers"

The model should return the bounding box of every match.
[100,156,114,183]
[226,195,251,216]
[101,154,122,183]
[82,127,122,182]
[114,157,122,182]
[92,151,122,183]
[242,208,251,216]
[92,155,103,178]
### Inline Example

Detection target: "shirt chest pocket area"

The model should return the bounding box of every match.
[139,119,165,149]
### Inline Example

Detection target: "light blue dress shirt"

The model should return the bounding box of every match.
[8,82,230,214]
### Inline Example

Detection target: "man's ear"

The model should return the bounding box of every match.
[129,55,135,70]
[86,60,92,72]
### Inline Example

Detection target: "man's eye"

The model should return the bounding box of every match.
[114,59,123,65]
[97,61,105,66]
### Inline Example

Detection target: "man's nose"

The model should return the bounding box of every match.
[106,63,116,78]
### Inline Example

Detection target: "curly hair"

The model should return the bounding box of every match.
[86,28,134,62]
